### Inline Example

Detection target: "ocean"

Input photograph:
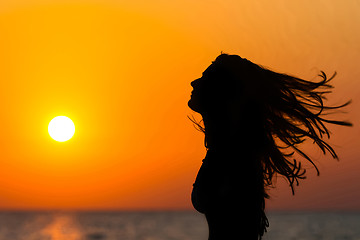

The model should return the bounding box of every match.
[0,211,359,240]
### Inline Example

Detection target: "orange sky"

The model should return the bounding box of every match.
[0,0,359,210]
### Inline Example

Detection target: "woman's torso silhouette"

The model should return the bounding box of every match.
[192,148,265,239]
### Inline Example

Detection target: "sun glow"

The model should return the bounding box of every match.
[48,116,75,142]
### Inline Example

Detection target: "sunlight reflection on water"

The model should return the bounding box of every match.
[40,214,82,240]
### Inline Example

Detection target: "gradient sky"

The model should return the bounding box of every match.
[0,0,359,210]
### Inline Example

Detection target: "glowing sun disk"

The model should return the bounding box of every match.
[48,116,75,142]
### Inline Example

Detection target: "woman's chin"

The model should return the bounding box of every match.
[188,99,201,113]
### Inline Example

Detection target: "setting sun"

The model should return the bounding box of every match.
[48,116,75,142]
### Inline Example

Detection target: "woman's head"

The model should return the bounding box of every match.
[188,54,255,115]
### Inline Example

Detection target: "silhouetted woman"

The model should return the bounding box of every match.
[188,54,351,240]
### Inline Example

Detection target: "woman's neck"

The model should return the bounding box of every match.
[202,112,265,153]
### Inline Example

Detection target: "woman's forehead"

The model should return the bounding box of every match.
[202,64,219,76]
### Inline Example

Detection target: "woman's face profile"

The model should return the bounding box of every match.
[188,77,204,113]
[188,64,218,114]
[189,63,238,115]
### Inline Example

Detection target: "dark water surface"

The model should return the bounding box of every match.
[0,211,359,240]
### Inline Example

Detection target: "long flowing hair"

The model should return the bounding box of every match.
[189,54,352,238]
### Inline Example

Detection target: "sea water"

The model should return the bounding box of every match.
[0,211,359,240]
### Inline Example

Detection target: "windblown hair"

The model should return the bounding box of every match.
[189,54,352,238]
[258,69,352,193]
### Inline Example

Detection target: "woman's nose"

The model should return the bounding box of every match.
[191,78,201,87]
